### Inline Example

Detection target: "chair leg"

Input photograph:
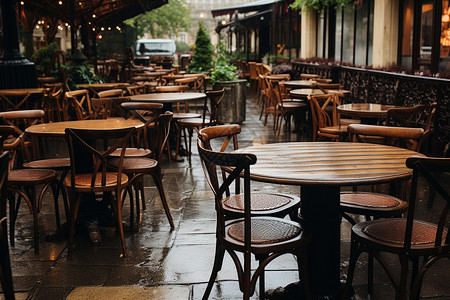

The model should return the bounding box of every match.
[67,191,81,259]
[397,254,409,300]
[109,191,127,257]
[0,219,15,300]
[202,242,226,300]
[150,171,174,229]
[368,251,374,296]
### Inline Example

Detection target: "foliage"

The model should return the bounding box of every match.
[188,21,214,73]
[96,25,137,59]
[125,0,191,38]
[210,36,239,85]
[62,63,97,90]
[271,63,295,77]
[290,0,357,12]
[30,42,60,76]
[175,41,190,52]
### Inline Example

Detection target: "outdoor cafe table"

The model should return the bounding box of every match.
[290,88,351,98]
[128,92,207,107]
[283,80,317,89]
[232,142,423,298]
[337,103,403,124]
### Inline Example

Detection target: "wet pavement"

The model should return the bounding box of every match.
[3,93,450,299]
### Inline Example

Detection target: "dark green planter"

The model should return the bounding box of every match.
[214,79,247,124]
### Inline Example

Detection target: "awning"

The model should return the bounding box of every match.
[211,0,278,18]
[216,9,272,32]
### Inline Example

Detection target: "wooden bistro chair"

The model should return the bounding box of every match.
[308,93,348,142]
[386,104,426,127]
[97,89,125,99]
[0,120,60,254]
[0,131,15,300]
[64,127,136,259]
[0,91,32,111]
[65,89,94,120]
[42,83,66,122]
[175,89,225,156]
[342,156,450,300]
[91,96,130,120]
[108,110,174,231]
[198,124,301,221]
[197,136,311,300]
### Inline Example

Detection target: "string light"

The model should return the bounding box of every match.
[92,28,96,31]
[36,25,40,29]
[92,14,96,18]
[20,1,25,5]
[58,0,62,5]
[108,27,111,30]
[101,27,104,31]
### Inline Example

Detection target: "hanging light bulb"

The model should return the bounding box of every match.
[443,14,450,22]
[58,0,62,5]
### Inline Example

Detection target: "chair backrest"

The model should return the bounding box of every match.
[387,104,425,127]
[0,125,20,170]
[126,85,146,96]
[97,89,124,98]
[202,89,225,127]
[0,126,15,154]
[198,124,241,152]
[65,127,136,189]
[300,73,319,80]
[148,112,173,161]
[91,97,130,119]
[404,156,450,250]
[316,83,341,93]
[44,83,64,97]
[248,62,258,80]
[0,91,31,111]
[348,124,424,151]
[198,136,256,246]
[156,85,189,93]
[65,89,93,120]
[0,109,44,137]
[315,78,333,83]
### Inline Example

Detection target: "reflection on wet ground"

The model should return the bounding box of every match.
[4,93,450,299]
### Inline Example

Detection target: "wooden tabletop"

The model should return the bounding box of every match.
[290,88,351,98]
[0,88,47,94]
[25,118,144,137]
[283,80,317,89]
[77,83,130,89]
[337,103,402,118]
[129,92,206,104]
[233,142,422,186]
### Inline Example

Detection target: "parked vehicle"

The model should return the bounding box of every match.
[134,39,177,67]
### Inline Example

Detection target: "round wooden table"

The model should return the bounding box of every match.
[128,92,206,104]
[290,88,351,98]
[337,103,401,119]
[77,82,130,90]
[25,118,144,137]
[0,88,47,94]
[233,142,423,298]
[283,80,317,89]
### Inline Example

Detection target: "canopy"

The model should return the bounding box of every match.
[211,0,278,18]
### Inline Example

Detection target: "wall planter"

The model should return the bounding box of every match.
[214,79,247,124]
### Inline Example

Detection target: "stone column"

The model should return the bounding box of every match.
[372,0,399,67]
[300,8,317,59]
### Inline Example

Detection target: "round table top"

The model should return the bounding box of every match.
[233,142,422,186]
[0,88,46,94]
[25,118,144,137]
[290,88,351,98]
[337,103,402,118]
[283,80,317,89]
[77,83,130,89]
[129,92,206,104]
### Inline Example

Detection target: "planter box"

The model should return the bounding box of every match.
[214,79,247,124]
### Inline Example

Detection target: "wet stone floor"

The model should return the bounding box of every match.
[3,93,450,300]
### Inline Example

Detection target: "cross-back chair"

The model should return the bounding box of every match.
[97,89,124,98]
[108,110,174,231]
[175,89,225,156]
[386,104,426,127]
[42,83,67,122]
[197,137,311,300]
[0,91,32,111]
[65,89,94,120]
[342,156,450,300]
[308,94,348,141]
[64,126,136,258]
[91,97,130,119]
[126,85,146,96]
[262,74,290,128]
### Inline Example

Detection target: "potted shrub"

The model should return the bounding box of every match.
[188,21,214,74]
[211,38,247,124]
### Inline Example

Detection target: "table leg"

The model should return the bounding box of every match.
[300,185,341,298]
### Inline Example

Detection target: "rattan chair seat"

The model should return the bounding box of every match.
[223,193,291,211]
[319,125,348,134]
[23,158,70,170]
[360,218,447,246]
[227,217,302,244]
[8,169,56,184]
[172,112,201,119]
[109,157,158,173]
[341,192,406,208]
[110,147,152,157]
[65,173,128,190]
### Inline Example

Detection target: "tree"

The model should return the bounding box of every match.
[124,0,191,38]
[188,21,213,73]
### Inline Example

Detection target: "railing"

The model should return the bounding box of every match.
[292,62,450,152]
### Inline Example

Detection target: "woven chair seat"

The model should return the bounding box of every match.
[277,101,307,109]
[360,218,448,245]
[110,147,152,158]
[65,172,128,190]
[341,192,405,208]
[227,217,301,244]
[319,125,348,134]
[109,157,157,173]
[23,158,70,170]
[8,169,56,184]
[172,112,201,119]
[223,193,291,211]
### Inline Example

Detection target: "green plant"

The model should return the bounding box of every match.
[175,41,190,52]
[210,64,239,85]
[188,21,213,73]
[62,63,97,90]
[290,0,358,12]
[30,42,60,76]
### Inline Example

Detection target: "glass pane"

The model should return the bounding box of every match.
[317,10,325,58]
[335,7,342,61]
[418,3,434,71]
[401,0,414,69]
[342,5,355,63]
[355,1,369,65]
[440,0,450,72]
[367,0,374,65]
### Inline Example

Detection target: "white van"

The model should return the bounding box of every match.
[134,39,177,67]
